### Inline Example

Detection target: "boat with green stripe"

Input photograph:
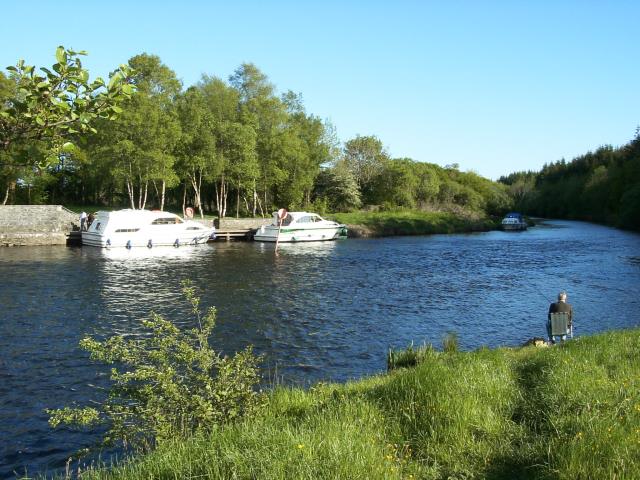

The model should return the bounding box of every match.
[254,211,347,242]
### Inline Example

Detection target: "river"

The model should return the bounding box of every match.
[1,219,639,478]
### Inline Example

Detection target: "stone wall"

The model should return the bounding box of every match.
[0,205,79,246]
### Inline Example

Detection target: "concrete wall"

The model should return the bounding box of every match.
[0,205,79,246]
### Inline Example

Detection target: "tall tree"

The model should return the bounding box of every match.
[230,64,286,213]
[342,135,389,203]
[90,54,180,210]
[312,162,361,212]
[175,87,217,218]
[198,76,241,217]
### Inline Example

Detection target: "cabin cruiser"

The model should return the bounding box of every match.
[501,212,528,231]
[253,211,347,242]
[82,209,215,248]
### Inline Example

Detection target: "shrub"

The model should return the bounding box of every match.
[48,280,264,451]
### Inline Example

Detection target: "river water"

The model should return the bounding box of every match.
[1,219,639,478]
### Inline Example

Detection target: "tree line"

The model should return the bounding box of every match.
[500,132,640,230]
[1,48,512,218]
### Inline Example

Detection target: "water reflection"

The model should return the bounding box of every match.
[95,244,211,262]
[266,240,339,257]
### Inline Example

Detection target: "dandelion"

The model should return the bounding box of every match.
[297,444,304,449]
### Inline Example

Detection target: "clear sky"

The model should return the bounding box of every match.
[2,0,638,179]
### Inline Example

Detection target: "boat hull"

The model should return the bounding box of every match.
[82,230,213,248]
[253,226,346,242]
[501,222,527,231]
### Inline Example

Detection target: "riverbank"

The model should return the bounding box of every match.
[69,328,639,480]
[330,209,500,237]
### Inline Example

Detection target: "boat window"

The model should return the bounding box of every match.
[115,228,140,233]
[297,216,312,223]
[95,222,101,231]
[186,226,202,230]
[152,217,183,225]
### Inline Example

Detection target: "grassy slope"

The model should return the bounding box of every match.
[81,329,640,480]
[330,210,499,236]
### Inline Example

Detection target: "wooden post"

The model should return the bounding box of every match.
[275,208,287,254]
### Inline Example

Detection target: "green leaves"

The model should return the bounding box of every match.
[55,46,67,64]
[48,282,264,451]
[1,45,136,170]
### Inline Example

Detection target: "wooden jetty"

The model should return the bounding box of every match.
[211,217,271,241]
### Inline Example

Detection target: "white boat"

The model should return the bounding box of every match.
[82,209,215,248]
[501,212,528,231]
[253,211,347,242]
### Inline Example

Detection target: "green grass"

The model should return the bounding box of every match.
[330,210,500,236]
[68,328,640,480]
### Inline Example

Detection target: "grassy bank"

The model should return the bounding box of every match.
[73,328,639,480]
[330,210,500,237]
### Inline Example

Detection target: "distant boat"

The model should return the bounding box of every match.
[501,212,528,231]
[254,211,347,242]
[82,209,215,248]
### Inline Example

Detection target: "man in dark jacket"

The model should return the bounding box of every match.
[547,291,573,343]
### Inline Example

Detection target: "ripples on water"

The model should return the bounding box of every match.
[1,220,639,478]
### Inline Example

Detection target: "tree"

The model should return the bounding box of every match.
[230,64,287,213]
[90,54,181,210]
[414,162,441,206]
[313,162,361,211]
[176,87,218,218]
[369,158,418,208]
[195,76,246,217]
[223,122,258,217]
[342,135,389,203]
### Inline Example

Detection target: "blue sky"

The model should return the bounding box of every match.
[2,0,638,179]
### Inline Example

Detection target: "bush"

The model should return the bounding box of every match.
[48,280,264,451]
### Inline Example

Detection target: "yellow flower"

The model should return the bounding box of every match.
[297,444,304,449]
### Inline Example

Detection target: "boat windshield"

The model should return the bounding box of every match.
[281,214,293,226]
[152,217,183,225]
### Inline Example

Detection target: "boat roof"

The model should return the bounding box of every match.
[272,211,321,218]
[94,209,183,220]
[504,212,523,218]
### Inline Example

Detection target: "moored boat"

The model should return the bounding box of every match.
[253,211,347,242]
[501,212,528,231]
[82,209,215,248]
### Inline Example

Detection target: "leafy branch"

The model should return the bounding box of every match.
[48,280,264,451]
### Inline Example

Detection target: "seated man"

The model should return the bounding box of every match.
[547,291,573,344]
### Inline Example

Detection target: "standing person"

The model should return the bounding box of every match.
[547,291,573,344]
[79,211,88,231]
